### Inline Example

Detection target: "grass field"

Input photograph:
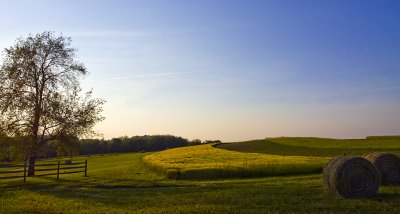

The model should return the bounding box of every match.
[143,144,329,179]
[217,136,400,157]
[267,136,400,149]
[1,151,400,213]
[1,136,400,213]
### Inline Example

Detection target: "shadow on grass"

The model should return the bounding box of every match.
[12,180,400,213]
[2,173,400,214]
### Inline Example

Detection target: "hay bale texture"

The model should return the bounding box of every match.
[323,156,381,198]
[364,152,400,185]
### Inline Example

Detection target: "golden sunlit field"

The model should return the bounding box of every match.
[143,144,329,179]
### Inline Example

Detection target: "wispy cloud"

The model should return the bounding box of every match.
[67,28,212,38]
[97,70,208,81]
[68,31,152,38]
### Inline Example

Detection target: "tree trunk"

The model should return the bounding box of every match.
[29,93,41,176]
[27,153,36,176]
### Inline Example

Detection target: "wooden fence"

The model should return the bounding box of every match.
[0,160,87,182]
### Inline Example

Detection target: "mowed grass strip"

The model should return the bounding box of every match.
[217,137,400,157]
[143,144,329,179]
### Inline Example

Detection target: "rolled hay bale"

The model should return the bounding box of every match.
[323,156,345,189]
[364,152,400,185]
[323,156,381,198]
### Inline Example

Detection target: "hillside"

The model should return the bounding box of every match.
[216,136,400,157]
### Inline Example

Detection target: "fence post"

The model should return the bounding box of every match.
[84,160,87,177]
[57,161,60,180]
[23,161,27,182]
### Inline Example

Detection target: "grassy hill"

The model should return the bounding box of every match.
[143,136,400,179]
[143,144,329,179]
[216,136,400,157]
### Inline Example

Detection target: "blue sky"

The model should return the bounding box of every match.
[1,0,399,141]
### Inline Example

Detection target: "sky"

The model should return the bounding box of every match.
[0,0,400,141]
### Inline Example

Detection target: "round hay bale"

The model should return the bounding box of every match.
[364,152,400,185]
[323,156,345,189]
[323,156,380,198]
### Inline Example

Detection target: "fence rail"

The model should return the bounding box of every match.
[0,160,87,182]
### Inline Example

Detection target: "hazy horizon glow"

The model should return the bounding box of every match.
[1,0,400,141]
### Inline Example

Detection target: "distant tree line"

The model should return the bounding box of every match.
[0,134,221,162]
[80,136,221,155]
[80,135,191,155]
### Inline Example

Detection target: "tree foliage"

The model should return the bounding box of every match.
[80,135,191,155]
[0,32,104,174]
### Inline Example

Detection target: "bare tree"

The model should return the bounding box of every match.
[0,32,105,176]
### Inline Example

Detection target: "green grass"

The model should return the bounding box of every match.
[143,144,329,179]
[2,136,400,213]
[0,153,165,187]
[217,137,400,157]
[268,136,400,149]
[1,151,400,213]
[144,136,400,180]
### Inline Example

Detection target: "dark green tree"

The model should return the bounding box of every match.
[0,32,105,175]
